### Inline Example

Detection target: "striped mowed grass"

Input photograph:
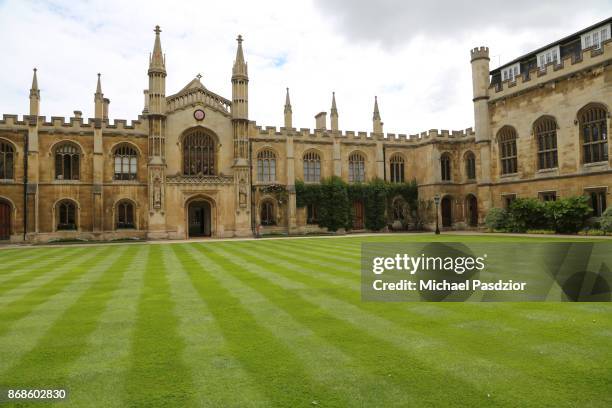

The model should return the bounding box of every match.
[0,235,610,407]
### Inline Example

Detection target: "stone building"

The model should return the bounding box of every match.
[0,19,610,242]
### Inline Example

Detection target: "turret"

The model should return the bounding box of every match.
[94,73,104,119]
[29,68,40,116]
[284,87,292,128]
[373,96,383,134]
[330,92,338,132]
[148,25,166,116]
[232,34,249,120]
[470,46,491,142]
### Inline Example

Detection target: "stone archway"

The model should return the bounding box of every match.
[187,200,212,237]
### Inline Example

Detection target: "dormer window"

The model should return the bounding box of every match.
[537,45,560,69]
[581,24,611,50]
[501,63,520,82]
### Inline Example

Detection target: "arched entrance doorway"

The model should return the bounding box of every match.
[466,194,478,227]
[0,200,11,240]
[353,200,365,230]
[188,200,211,237]
[441,196,452,228]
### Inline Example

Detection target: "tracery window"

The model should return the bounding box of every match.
[534,117,558,170]
[348,152,365,183]
[55,143,80,180]
[389,154,404,183]
[114,144,138,180]
[440,153,452,181]
[0,141,14,179]
[464,151,476,180]
[56,200,77,230]
[303,151,321,183]
[579,105,608,164]
[183,129,216,176]
[116,200,135,229]
[498,127,518,175]
[257,150,276,183]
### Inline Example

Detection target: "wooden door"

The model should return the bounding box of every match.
[353,201,364,230]
[0,202,10,240]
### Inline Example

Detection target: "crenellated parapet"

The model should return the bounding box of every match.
[470,46,490,62]
[490,38,612,101]
[0,114,148,136]
[250,124,475,146]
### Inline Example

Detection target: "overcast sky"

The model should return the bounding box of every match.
[0,0,610,134]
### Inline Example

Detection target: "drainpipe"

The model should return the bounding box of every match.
[382,145,386,181]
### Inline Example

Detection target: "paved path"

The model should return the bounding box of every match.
[1,230,610,250]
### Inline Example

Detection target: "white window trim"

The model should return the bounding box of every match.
[501,62,520,82]
[536,45,561,69]
[581,23,611,50]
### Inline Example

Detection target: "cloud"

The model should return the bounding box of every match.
[314,0,612,47]
[0,0,609,137]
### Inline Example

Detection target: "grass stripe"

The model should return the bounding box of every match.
[179,244,412,407]
[62,245,149,408]
[1,245,137,389]
[159,245,268,407]
[172,243,352,407]
[0,247,86,290]
[0,246,118,376]
[123,245,195,408]
[221,240,611,406]
[0,248,59,274]
[196,243,494,407]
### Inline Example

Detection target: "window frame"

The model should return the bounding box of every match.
[56,200,77,230]
[348,152,366,183]
[534,117,559,170]
[260,200,276,226]
[464,151,476,180]
[257,149,277,183]
[113,144,138,181]
[116,200,136,229]
[498,127,518,175]
[440,153,452,181]
[303,151,321,183]
[579,104,608,164]
[54,143,80,181]
[182,129,216,176]
[0,140,15,180]
[389,154,405,183]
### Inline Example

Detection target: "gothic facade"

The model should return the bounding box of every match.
[0,19,610,242]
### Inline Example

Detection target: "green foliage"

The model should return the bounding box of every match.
[484,208,509,231]
[526,229,556,235]
[578,228,606,236]
[600,207,612,233]
[295,177,419,231]
[318,176,350,232]
[545,196,593,233]
[485,195,594,234]
[507,198,548,232]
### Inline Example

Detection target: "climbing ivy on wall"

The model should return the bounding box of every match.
[296,178,418,232]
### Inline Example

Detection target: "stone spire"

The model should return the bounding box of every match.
[29,68,40,116]
[284,87,292,128]
[232,34,248,78]
[231,34,249,120]
[330,92,339,132]
[149,25,165,73]
[373,96,383,133]
[94,73,104,119]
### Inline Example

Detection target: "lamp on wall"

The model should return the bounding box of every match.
[433,194,441,235]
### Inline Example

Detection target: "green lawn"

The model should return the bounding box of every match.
[0,234,610,407]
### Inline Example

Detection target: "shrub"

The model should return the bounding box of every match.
[526,229,556,235]
[545,196,593,234]
[507,198,549,232]
[484,208,509,231]
[364,178,387,231]
[600,207,612,234]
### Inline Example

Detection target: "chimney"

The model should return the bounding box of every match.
[103,98,110,120]
[315,112,327,130]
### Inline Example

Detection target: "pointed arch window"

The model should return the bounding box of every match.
[116,200,135,229]
[55,143,80,180]
[390,154,405,183]
[303,151,321,183]
[183,129,216,176]
[464,151,476,180]
[114,144,138,180]
[348,152,365,183]
[257,150,276,183]
[56,200,77,230]
[440,153,452,181]
[580,105,608,164]
[498,127,518,175]
[0,141,14,180]
[534,117,558,170]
